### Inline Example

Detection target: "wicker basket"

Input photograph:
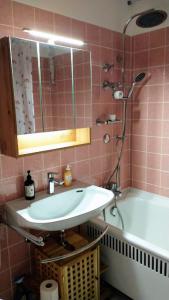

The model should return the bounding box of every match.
[33,230,100,300]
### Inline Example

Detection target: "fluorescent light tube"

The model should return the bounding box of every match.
[23,28,84,46]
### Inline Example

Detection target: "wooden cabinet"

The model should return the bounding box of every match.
[0,37,91,157]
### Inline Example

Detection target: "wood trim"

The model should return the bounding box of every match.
[0,37,18,157]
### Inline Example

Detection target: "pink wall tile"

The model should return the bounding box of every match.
[23,153,44,172]
[146,183,161,195]
[0,0,12,26]
[148,103,163,120]
[0,225,8,249]
[147,120,162,137]
[133,33,149,51]
[113,31,122,50]
[148,85,164,102]
[132,103,148,120]
[148,66,164,85]
[0,176,24,201]
[163,103,169,120]
[13,2,35,28]
[132,180,146,190]
[146,168,161,186]
[164,66,169,83]
[0,24,13,37]
[132,135,147,152]
[54,13,72,36]
[165,46,169,65]
[134,50,148,69]
[86,23,100,44]
[149,47,165,67]
[132,85,148,102]
[9,242,30,267]
[149,28,165,48]
[147,137,162,154]
[60,148,75,166]
[0,249,10,272]
[90,157,102,176]
[164,84,169,100]
[132,165,146,182]
[43,150,60,169]
[74,160,90,179]
[161,155,169,172]
[161,171,169,188]
[71,19,86,40]
[75,145,89,161]
[100,27,113,48]
[7,227,24,246]
[132,150,147,167]
[147,153,161,170]
[132,120,147,135]
[0,270,11,293]
[162,121,169,137]
[162,138,169,155]
[35,8,54,32]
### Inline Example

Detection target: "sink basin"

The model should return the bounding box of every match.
[5,185,113,231]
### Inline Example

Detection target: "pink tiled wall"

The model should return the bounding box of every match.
[0,1,131,298]
[132,27,169,197]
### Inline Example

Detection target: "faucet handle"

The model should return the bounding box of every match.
[48,172,58,179]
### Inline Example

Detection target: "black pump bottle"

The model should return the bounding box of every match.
[24,170,35,200]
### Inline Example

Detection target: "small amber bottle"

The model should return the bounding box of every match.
[64,165,72,187]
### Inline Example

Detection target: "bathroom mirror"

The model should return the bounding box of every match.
[10,37,92,135]
[39,43,75,132]
[11,37,42,134]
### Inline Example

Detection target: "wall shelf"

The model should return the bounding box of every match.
[96,119,122,126]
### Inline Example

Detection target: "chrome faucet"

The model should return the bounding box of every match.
[47,172,64,194]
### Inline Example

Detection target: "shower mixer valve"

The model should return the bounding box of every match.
[102,80,121,91]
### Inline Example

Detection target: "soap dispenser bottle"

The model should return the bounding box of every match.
[24,170,35,200]
[64,164,72,187]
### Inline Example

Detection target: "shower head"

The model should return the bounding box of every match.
[136,10,167,28]
[127,72,146,98]
[113,72,146,100]
[121,9,167,86]
[134,72,146,83]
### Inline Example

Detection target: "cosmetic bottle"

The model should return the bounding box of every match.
[24,170,35,200]
[64,165,72,187]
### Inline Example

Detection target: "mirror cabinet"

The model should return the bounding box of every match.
[0,37,91,156]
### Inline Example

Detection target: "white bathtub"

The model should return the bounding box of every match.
[84,188,169,300]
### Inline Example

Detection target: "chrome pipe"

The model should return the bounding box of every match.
[121,9,155,85]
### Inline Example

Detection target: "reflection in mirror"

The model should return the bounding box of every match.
[73,49,92,128]
[39,43,74,131]
[11,38,42,134]
[10,37,92,135]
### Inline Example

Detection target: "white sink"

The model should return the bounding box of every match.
[5,185,113,231]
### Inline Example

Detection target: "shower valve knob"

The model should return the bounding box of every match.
[102,63,114,72]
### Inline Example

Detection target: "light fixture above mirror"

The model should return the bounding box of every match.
[23,28,84,46]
